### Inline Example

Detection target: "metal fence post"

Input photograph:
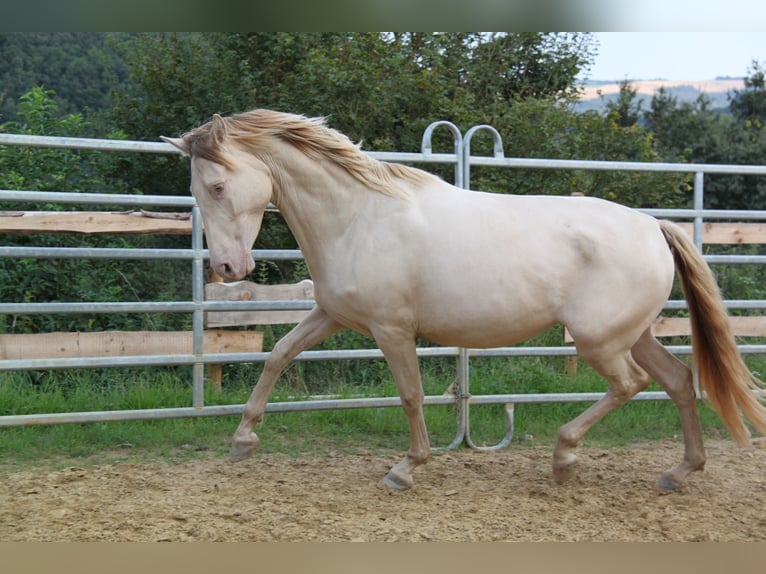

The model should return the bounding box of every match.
[692,171,705,397]
[693,171,705,250]
[191,205,205,409]
[460,125,517,450]
[422,120,468,449]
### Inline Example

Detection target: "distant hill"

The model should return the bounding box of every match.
[574,78,745,113]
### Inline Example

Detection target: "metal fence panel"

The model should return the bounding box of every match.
[1,128,765,451]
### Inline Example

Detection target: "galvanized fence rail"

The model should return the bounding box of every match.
[1,127,766,451]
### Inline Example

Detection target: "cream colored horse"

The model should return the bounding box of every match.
[163,109,766,491]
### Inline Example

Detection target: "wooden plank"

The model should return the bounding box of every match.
[0,211,193,235]
[652,315,766,338]
[650,316,693,337]
[0,329,263,361]
[205,279,314,327]
[675,222,766,244]
[8,215,766,244]
[564,315,766,344]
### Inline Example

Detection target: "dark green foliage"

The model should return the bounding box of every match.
[0,87,191,334]
[644,61,766,210]
[0,33,129,130]
[605,80,644,128]
[0,87,129,193]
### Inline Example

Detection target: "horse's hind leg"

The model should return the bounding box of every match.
[553,345,651,484]
[631,329,706,490]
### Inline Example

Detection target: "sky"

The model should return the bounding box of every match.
[588,32,766,82]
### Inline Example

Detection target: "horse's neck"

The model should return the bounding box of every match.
[271,150,372,269]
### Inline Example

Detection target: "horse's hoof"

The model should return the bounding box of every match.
[657,472,683,492]
[230,433,260,462]
[552,455,577,484]
[379,471,413,491]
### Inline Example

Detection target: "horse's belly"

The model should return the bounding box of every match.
[419,318,559,348]
[414,290,561,348]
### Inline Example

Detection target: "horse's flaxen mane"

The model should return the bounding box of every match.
[182,109,436,197]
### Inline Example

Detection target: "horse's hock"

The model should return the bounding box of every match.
[0,210,312,390]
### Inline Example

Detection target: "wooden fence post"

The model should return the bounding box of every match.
[206,267,225,392]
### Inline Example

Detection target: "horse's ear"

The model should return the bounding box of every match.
[161,136,190,156]
[210,113,227,143]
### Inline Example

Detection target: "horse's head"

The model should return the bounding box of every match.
[162,114,272,280]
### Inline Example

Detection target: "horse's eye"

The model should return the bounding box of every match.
[211,183,225,197]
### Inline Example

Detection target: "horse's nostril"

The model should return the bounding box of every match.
[218,262,235,278]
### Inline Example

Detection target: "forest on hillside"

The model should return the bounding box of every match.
[1,32,766,334]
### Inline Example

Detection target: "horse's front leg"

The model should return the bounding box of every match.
[230,305,342,461]
[373,327,431,490]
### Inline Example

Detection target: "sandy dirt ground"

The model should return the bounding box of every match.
[1,439,764,542]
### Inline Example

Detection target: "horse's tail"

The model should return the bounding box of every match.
[659,219,766,445]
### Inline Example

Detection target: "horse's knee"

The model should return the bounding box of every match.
[267,339,292,366]
[399,392,424,415]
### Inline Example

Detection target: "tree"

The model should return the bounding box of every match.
[604,80,643,128]
[465,32,594,107]
[0,33,129,131]
[467,96,686,209]
[729,60,766,127]
[1,86,132,197]
[718,60,766,210]
[111,33,597,153]
[645,87,729,163]
[644,64,766,210]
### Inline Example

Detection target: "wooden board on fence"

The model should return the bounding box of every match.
[675,222,766,244]
[564,315,766,344]
[0,329,263,361]
[0,211,193,235]
[652,315,766,338]
[205,279,314,327]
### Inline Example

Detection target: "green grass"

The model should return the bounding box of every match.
[0,350,755,474]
